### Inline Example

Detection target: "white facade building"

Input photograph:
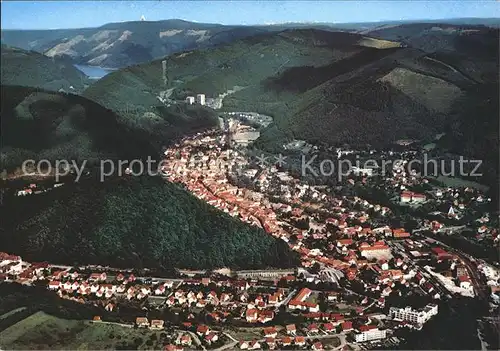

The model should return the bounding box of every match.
[196,94,206,105]
[389,303,438,325]
[186,96,195,105]
[355,327,387,342]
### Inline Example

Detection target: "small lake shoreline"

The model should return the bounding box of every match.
[74,64,117,80]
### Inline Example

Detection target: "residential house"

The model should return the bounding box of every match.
[308,323,319,334]
[341,321,353,331]
[282,337,292,347]
[197,325,210,336]
[48,281,61,290]
[286,324,297,335]
[248,340,261,350]
[136,317,150,328]
[245,308,259,323]
[239,341,250,349]
[258,310,274,323]
[312,342,323,350]
[323,322,335,333]
[89,272,107,282]
[150,320,164,330]
[179,334,192,346]
[205,332,218,344]
[458,276,472,289]
[265,337,276,349]
[263,327,277,338]
[295,336,306,347]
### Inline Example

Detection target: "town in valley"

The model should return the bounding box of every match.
[2,112,499,350]
[1,1,499,350]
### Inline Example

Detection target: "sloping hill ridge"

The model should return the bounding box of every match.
[2,18,498,69]
[0,176,300,269]
[1,85,218,172]
[367,24,499,84]
[85,27,498,191]
[1,45,90,93]
[0,85,158,171]
[0,20,271,68]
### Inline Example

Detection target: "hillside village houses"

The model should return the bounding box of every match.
[162,124,496,280]
[0,244,466,349]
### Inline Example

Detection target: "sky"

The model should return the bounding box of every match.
[1,0,499,30]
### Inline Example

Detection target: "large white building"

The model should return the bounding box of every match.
[389,303,438,325]
[354,326,387,342]
[186,96,195,105]
[196,94,206,105]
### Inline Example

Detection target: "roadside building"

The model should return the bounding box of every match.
[354,326,387,342]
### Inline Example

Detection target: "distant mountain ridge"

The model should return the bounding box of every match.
[1,17,498,68]
[0,19,271,68]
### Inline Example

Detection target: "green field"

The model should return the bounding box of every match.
[0,311,166,350]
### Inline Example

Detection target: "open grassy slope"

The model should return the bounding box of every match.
[0,311,166,350]
[0,284,168,350]
[1,45,90,93]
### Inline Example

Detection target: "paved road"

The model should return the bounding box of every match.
[274,289,297,312]
[429,238,488,300]
[387,241,451,298]
[213,332,239,351]
[185,330,206,351]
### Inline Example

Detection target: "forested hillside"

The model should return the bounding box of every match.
[1,45,89,93]
[0,85,217,172]
[0,85,158,172]
[0,176,299,269]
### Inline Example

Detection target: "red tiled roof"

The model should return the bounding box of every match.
[359,325,377,332]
